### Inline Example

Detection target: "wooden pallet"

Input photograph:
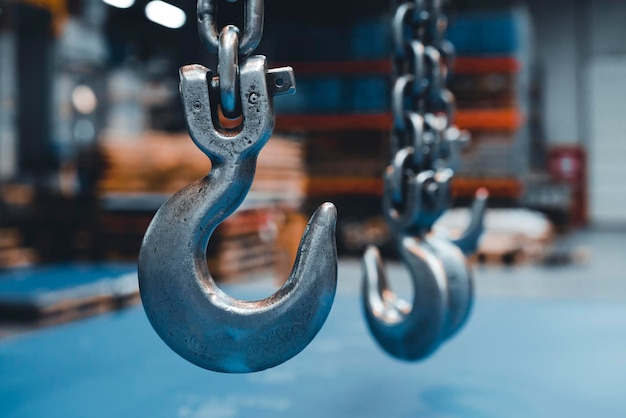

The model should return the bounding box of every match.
[0,248,38,269]
[0,229,21,249]
[469,232,551,266]
[471,249,528,266]
[0,267,139,327]
[25,292,140,327]
[0,229,38,269]
[0,292,140,338]
[99,131,305,201]
[438,207,555,266]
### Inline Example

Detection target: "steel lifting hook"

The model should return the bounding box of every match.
[138,57,338,373]
[362,163,488,361]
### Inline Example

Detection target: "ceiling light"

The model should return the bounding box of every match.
[72,85,98,115]
[102,0,135,9]
[145,1,186,29]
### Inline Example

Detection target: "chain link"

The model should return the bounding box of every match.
[386,0,467,234]
[217,25,241,118]
[197,0,264,58]
[197,0,266,118]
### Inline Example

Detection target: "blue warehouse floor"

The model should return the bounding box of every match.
[1,230,625,417]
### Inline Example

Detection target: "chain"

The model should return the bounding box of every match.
[139,1,335,374]
[197,0,264,58]
[196,0,266,118]
[187,0,294,142]
[385,0,468,234]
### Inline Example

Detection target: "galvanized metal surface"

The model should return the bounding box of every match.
[451,190,488,255]
[217,25,241,118]
[139,57,337,373]
[362,0,486,361]
[362,191,486,361]
[197,0,264,58]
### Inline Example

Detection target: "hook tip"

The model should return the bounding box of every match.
[475,187,489,200]
[451,187,488,256]
[291,201,338,284]
[363,245,382,263]
[319,201,338,219]
[362,245,388,295]
[473,188,489,222]
[308,202,337,232]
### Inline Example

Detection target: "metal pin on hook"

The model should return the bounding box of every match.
[138,57,337,373]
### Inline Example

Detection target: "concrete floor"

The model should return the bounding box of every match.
[1,230,626,417]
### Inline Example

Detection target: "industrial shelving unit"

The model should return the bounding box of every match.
[0,0,539,266]
[274,59,527,200]
[261,4,533,253]
[269,7,531,201]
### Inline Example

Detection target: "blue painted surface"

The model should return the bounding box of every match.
[0,264,137,303]
[273,75,390,115]
[1,285,625,417]
[0,264,137,297]
[447,9,529,56]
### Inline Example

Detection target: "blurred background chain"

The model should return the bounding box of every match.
[387,0,468,234]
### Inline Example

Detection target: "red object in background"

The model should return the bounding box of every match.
[548,145,588,226]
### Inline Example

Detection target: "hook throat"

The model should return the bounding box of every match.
[139,177,338,372]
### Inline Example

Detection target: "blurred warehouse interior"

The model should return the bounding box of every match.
[2,2,626,415]
[0,0,625,287]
